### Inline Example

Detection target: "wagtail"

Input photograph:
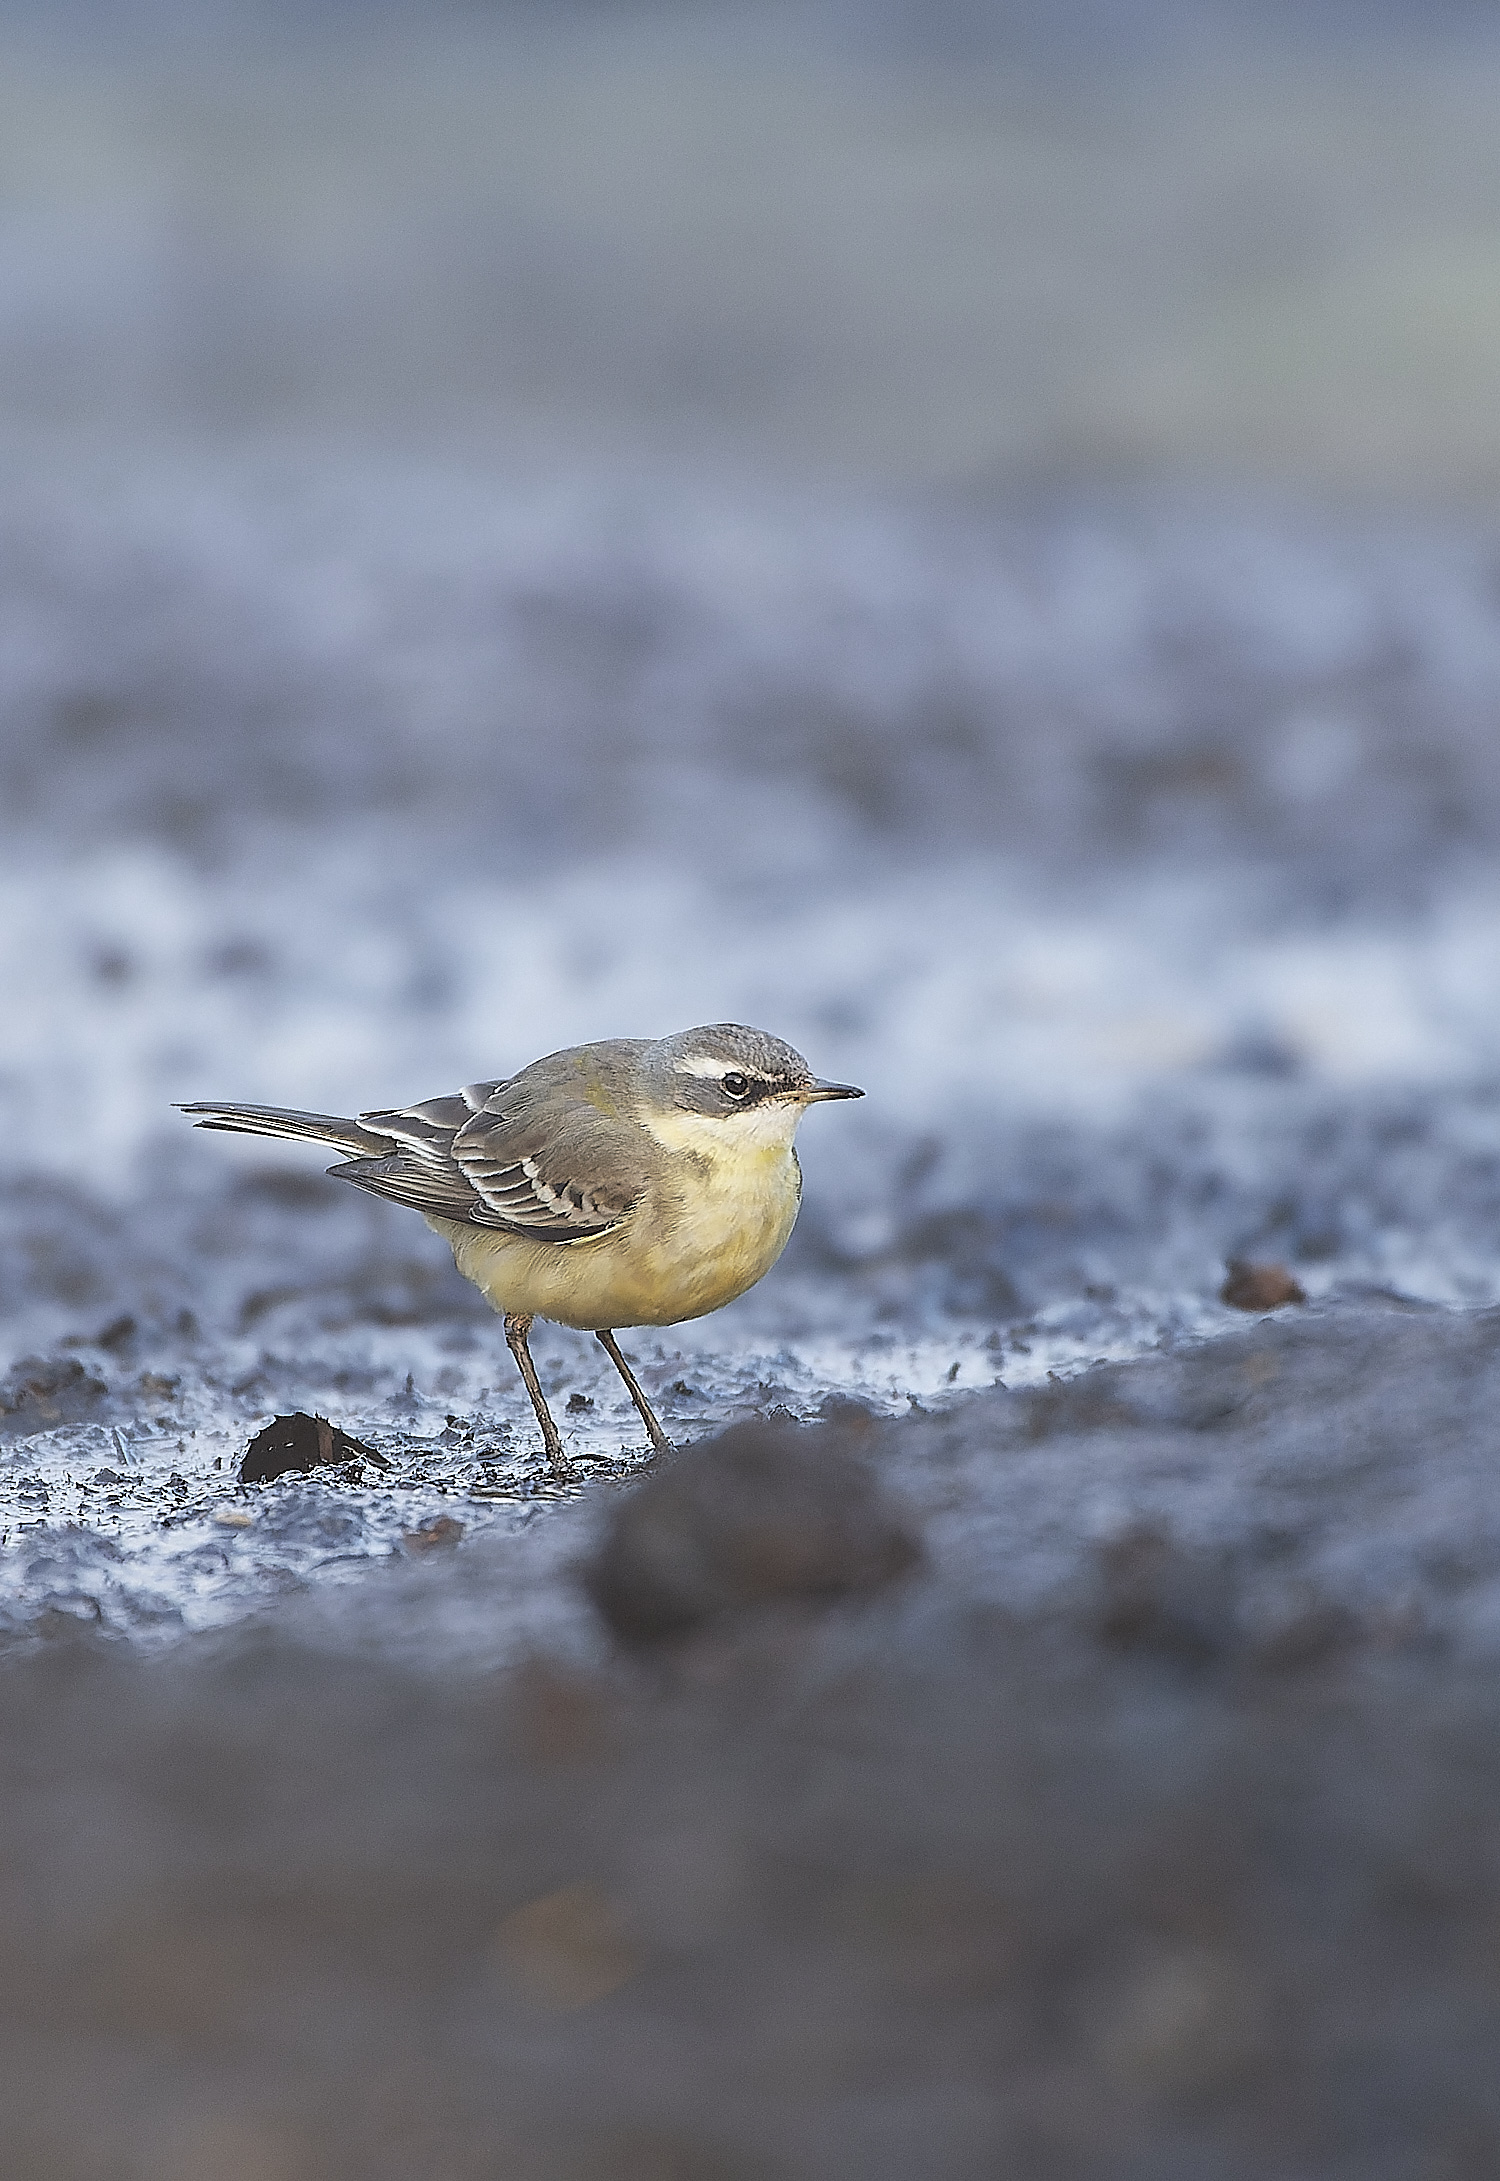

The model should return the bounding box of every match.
[179,1024,862,1470]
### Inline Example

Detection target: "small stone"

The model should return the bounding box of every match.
[402,1514,465,1552]
[1220,1260,1306,1311]
[566,1392,594,1412]
[239,1412,382,1484]
[584,1415,921,1643]
[214,1508,254,1528]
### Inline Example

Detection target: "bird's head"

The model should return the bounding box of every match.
[643,1023,863,1151]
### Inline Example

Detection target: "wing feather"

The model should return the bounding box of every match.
[333,1048,653,1241]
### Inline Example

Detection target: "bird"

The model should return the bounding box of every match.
[179,1023,862,1471]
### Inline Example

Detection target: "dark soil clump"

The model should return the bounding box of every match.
[239,1413,385,1485]
[585,1415,922,1642]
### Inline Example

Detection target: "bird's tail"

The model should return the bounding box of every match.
[176,1101,396,1160]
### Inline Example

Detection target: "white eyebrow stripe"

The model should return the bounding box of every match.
[671,1056,775,1081]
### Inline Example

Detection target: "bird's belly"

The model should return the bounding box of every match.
[428,1154,801,1331]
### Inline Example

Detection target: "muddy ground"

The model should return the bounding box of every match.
[6,1300,1500,2181]
[9,7,1500,2171]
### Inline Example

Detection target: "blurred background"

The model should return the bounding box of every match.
[13,16,1500,2172]
[9,0,1500,1626]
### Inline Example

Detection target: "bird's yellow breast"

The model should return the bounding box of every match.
[428,1105,804,1331]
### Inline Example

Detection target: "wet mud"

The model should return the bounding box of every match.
[8,11,1500,2163]
[6,1302,1500,2179]
[9,455,1500,2172]
[9,459,1500,2173]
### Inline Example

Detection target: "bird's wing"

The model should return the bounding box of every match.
[447,1105,647,1238]
[337,1053,651,1242]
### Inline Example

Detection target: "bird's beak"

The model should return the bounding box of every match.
[801,1079,864,1102]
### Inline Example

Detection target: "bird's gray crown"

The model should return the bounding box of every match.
[648,1023,815,1114]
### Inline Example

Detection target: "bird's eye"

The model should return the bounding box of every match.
[721,1071,750,1100]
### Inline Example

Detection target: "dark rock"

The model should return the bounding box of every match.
[1221,1261,1306,1311]
[239,1412,383,1485]
[585,1417,922,1643]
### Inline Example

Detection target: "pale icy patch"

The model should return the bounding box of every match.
[8,842,1500,1200]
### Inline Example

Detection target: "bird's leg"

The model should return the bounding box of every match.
[503,1312,569,1476]
[595,1329,673,1456]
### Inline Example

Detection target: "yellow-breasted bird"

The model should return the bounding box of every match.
[179,1022,862,1468]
